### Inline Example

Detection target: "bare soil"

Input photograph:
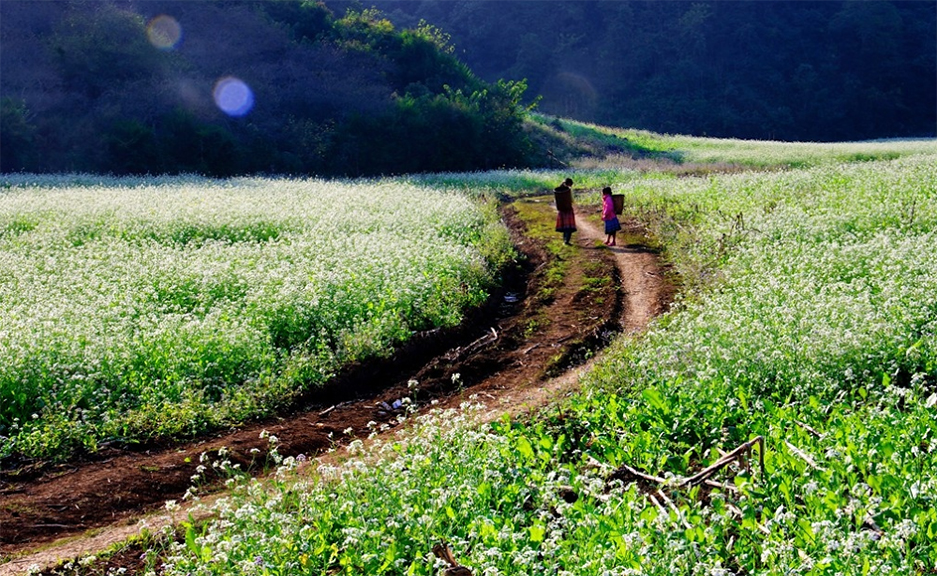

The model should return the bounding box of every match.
[0,199,673,575]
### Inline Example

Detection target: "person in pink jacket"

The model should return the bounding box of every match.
[601,186,621,246]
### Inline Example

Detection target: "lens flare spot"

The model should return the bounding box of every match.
[213,77,254,117]
[146,15,182,50]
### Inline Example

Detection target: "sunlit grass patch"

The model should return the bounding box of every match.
[535,114,937,169]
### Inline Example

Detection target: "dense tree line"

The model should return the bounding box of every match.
[0,0,538,176]
[362,0,936,142]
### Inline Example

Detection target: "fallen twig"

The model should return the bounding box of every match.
[794,420,823,439]
[609,462,666,485]
[657,489,691,530]
[647,493,667,517]
[584,454,613,472]
[703,479,740,494]
[679,436,764,488]
[783,440,821,471]
[606,436,765,490]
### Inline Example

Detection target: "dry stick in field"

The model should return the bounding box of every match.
[647,493,668,517]
[783,440,821,471]
[794,419,824,439]
[656,489,691,530]
[678,436,765,488]
[703,479,740,494]
[607,436,766,490]
[604,438,770,532]
[432,541,473,576]
[612,462,666,485]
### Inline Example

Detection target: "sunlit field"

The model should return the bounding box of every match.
[574,154,937,572]
[405,169,642,196]
[152,153,936,575]
[0,175,511,460]
[539,115,937,169]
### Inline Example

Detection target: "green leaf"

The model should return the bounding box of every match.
[185,523,198,554]
[516,436,535,461]
[808,396,820,411]
[642,387,669,414]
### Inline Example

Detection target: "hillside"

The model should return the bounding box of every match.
[5,1,932,177]
[0,0,538,176]
[363,0,937,142]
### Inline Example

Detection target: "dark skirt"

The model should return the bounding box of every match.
[604,217,622,234]
[556,210,577,232]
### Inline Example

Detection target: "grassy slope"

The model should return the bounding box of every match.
[534,114,937,169]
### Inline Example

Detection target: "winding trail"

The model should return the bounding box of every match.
[0,203,671,575]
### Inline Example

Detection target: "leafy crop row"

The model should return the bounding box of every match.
[562,154,937,572]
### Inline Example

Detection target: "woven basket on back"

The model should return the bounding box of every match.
[554,188,573,212]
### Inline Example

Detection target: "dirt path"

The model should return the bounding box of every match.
[0,201,672,575]
[573,214,671,333]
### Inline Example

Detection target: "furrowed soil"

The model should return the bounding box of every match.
[0,197,673,575]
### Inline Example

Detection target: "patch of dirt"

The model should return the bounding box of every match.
[0,200,673,575]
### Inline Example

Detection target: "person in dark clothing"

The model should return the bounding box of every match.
[554,177,576,245]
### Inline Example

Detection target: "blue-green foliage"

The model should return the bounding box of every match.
[0,2,535,177]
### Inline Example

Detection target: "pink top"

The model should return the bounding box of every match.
[602,194,616,221]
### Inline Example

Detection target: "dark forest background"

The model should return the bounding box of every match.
[1,0,935,177]
[362,0,937,142]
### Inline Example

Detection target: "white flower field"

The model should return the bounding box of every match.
[151,147,937,575]
[0,175,510,459]
[4,137,936,575]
